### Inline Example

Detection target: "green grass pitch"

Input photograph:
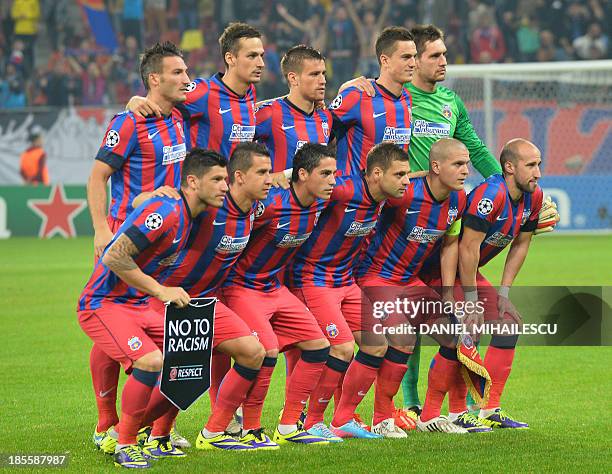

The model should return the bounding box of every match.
[0,235,610,473]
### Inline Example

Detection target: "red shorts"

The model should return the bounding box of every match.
[291,284,361,345]
[222,285,325,352]
[212,299,253,347]
[78,300,164,372]
[421,269,509,322]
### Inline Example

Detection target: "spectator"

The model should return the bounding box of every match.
[470,8,506,63]
[0,62,26,108]
[144,0,167,44]
[537,29,571,62]
[327,4,357,88]
[516,16,540,62]
[275,3,329,54]
[11,0,40,74]
[178,0,199,34]
[573,22,608,59]
[122,0,144,48]
[20,130,49,185]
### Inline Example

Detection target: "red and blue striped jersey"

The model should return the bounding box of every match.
[357,177,467,284]
[287,174,384,288]
[224,186,328,292]
[255,97,333,171]
[78,194,193,310]
[329,83,412,176]
[95,109,187,222]
[463,174,543,266]
[178,73,257,158]
[162,193,256,297]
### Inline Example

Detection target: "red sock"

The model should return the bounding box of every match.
[141,386,174,429]
[280,348,328,425]
[151,406,179,437]
[420,351,461,422]
[205,365,258,433]
[209,352,231,408]
[332,351,383,427]
[283,348,301,399]
[304,356,349,429]
[118,369,159,445]
[484,346,515,409]
[243,357,277,431]
[333,370,345,409]
[448,366,468,414]
[90,344,120,432]
[373,348,410,425]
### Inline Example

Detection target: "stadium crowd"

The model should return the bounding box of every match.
[0,0,610,108]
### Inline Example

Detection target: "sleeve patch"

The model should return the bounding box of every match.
[105,129,121,148]
[477,198,494,215]
[144,212,164,230]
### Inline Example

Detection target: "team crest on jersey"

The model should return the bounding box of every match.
[255,201,265,218]
[326,323,339,339]
[442,104,452,119]
[314,211,322,227]
[329,95,343,110]
[128,336,142,351]
[185,81,196,92]
[447,207,459,225]
[521,209,531,225]
[322,121,329,138]
[477,198,494,216]
[144,212,163,230]
[106,129,120,148]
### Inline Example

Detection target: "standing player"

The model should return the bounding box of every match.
[129,23,264,158]
[351,138,472,435]
[77,149,228,468]
[441,138,542,430]
[87,41,190,453]
[222,144,337,445]
[255,45,332,177]
[133,143,273,451]
[328,26,416,176]
[287,143,411,439]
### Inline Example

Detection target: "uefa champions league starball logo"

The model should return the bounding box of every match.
[145,213,163,230]
[477,198,494,215]
[105,129,120,148]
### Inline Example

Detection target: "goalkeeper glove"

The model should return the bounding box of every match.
[534,196,560,235]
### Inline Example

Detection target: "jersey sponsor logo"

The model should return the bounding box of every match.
[277,232,312,248]
[145,212,163,230]
[412,120,451,137]
[345,220,377,237]
[382,126,411,144]
[216,234,250,254]
[485,231,513,248]
[407,226,445,243]
[442,104,452,119]
[162,143,187,165]
[295,140,308,152]
[329,95,343,110]
[477,198,494,215]
[185,81,196,92]
[326,323,339,339]
[229,124,256,142]
[322,121,329,138]
[127,336,142,351]
[105,129,120,148]
[447,206,459,225]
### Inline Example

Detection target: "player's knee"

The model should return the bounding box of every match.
[133,350,163,372]
[299,338,331,351]
[265,348,279,359]
[362,341,388,358]
[329,342,355,362]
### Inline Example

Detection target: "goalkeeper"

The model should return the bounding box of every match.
[343,24,559,421]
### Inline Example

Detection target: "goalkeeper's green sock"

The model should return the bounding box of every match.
[401,334,421,409]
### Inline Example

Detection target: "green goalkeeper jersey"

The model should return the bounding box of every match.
[404,83,502,177]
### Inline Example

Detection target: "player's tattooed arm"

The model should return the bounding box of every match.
[103,234,140,272]
[126,96,162,118]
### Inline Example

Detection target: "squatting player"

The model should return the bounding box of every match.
[222,144,337,445]
[132,143,273,452]
[86,41,190,453]
[77,149,229,468]
[354,138,473,434]
[286,143,411,439]
[422,138,543,430]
